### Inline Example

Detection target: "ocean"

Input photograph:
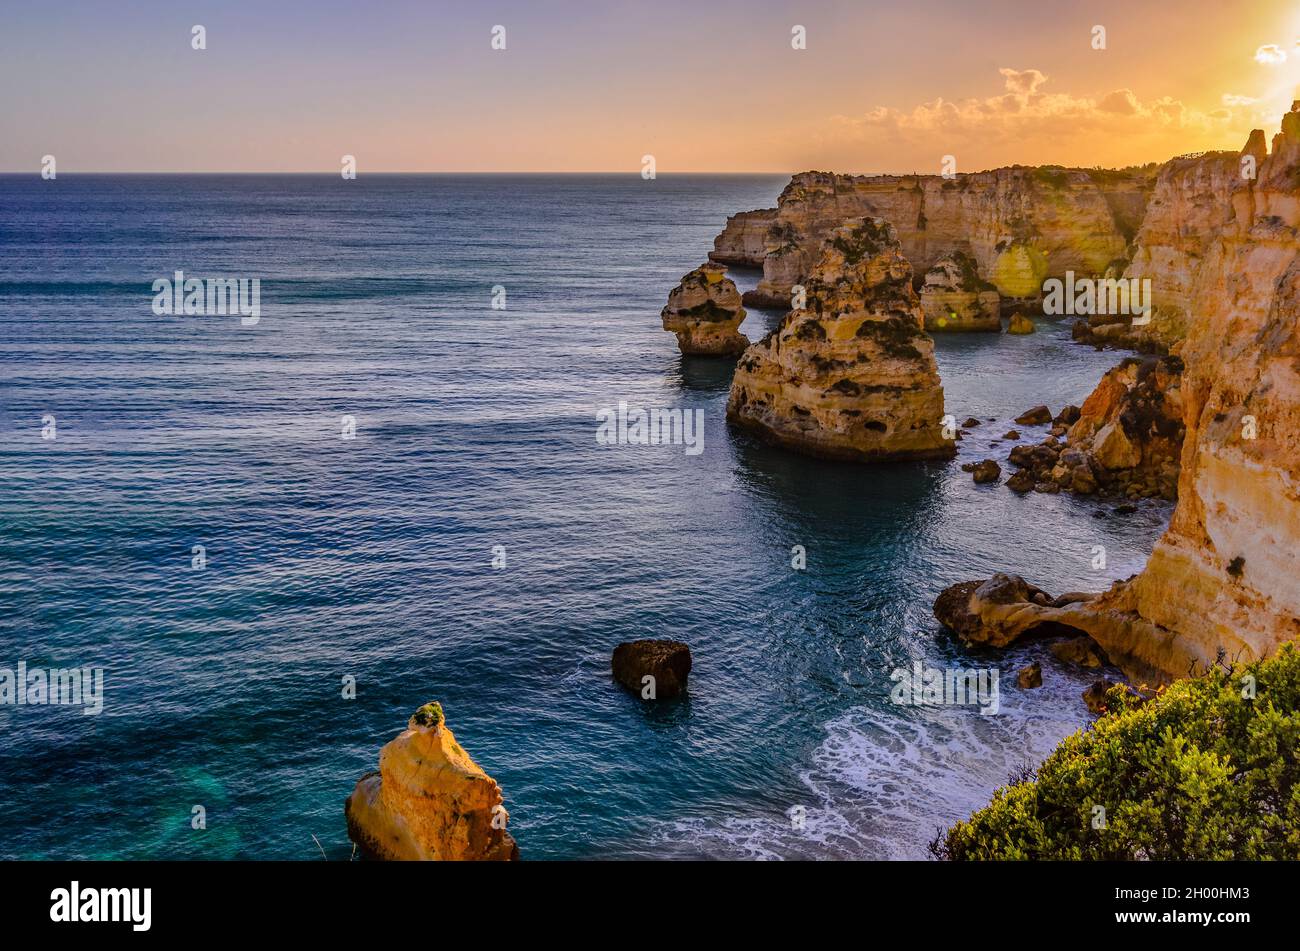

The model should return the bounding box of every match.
[0,173,1171,859]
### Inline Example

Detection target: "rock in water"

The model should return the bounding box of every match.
[1015,405,1053,425]
[971,459,1001,484]
[1006,312,1036,334]
[726,217,955,462]
[1050,636,1106,669]
[920,251,1001,332]
[611,639,692,699]
[661,262,750,356]
[345,702,519,861]
[1017,663,1043,688]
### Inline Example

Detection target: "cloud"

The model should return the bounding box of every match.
[1222,93,1260,106]
[998,68,1048,97]
[814,68,1240,172]
[1098,89,1140,115]
[1255,44,1288,65]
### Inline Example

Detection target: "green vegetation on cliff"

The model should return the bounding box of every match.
[935,645,1300,860]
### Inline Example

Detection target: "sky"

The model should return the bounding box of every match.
[4,0,1300,173]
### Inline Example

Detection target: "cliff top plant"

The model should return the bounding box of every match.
[412,701,445,729]
[934,643,1300,860]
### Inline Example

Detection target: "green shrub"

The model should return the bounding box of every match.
[935,644,1300,859]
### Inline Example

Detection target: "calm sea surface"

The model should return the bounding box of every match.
[0,174,1170,859]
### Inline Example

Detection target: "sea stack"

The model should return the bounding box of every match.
[345,702,519,861]
[920,251,1001,332]
[661,262,750,356]
[727,217,956,461]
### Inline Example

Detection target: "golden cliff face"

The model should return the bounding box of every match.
[746,167,1154,308]
[726,218,955,461]
[942,117,1300,686]
[661,262,749,356]
[709,208,776,267]
[1078,148,1246,352]
[1103,117,1300,680]
[345,703,519,861]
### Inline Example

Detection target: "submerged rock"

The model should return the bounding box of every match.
[345,702,519,861]
[611,639,692,699]
[727,217,955,462]
[661,262,750,356]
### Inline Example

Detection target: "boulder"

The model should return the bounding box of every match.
[1017,663,1043,688]
[612,639,692,699]
[1006,312,1036,334]
[971,459,1001,484]
[1015,405,1053,425]
[1050,636,1106,669]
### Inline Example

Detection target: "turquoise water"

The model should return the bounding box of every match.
[0,174,1171,859]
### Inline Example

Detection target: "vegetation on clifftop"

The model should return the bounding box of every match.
[935,644,1300,860]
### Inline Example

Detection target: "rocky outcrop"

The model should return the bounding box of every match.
[1003,355,1185,500]
[1077,147,1246,352]
[937,110,1300,687]
[661,263,749,356]
[345,702,519,861]
[709,209,777,267]
[727,218,955,461]
[934,574,1100,649]
[611,639,692,699]
[748,166,1154,310]
[920,251,1001,332]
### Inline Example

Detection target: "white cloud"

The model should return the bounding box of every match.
[1255,44,1287,65]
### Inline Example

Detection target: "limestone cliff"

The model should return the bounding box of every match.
[709,208,777,267]
[661,262,749,356]
[920,251,1001,332]
[727,217,955,461]
[345,702,519,861]
[940,115,1300,685]
[1077,147,1246,352]
[746,167,1154,309]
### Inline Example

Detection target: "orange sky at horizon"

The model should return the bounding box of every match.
[4,0,1300,174]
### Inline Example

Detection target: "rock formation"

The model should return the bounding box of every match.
[611,639,692,699]
[740,166,1153,310]
[345,702,519,861]
[727,218,956,461]
[919,251,1001,332]
[709,208,777,267]
[1075,147,1247,352]
[1006,312,1036,335]
[1003,355,1184,500]
[940,113,1300,686]
[661,262,749,356]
